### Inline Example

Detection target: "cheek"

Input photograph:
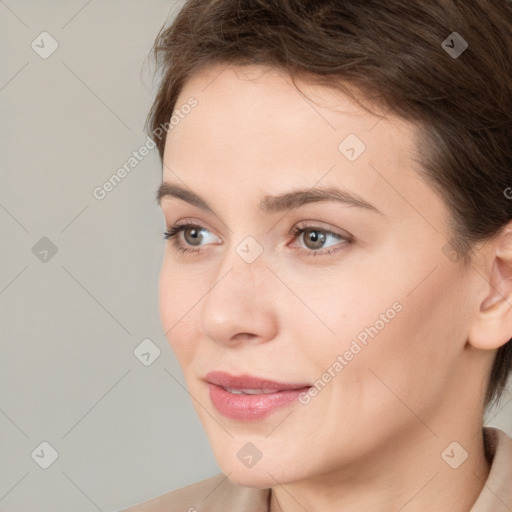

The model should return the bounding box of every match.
[331,264,467,418]
[293,254,466,412]
[283,267,398,366]
[158,259,202,366]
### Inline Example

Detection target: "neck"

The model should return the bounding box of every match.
[269,425,491,512]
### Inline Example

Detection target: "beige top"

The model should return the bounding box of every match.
[121,426,512,512]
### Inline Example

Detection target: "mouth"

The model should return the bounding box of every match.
[221,387,289,395]
[205,371,312,421]
[205,370,311,391]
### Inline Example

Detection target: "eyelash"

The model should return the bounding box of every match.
[163,221,353,258]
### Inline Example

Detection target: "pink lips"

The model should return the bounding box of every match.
[205,371,311,421]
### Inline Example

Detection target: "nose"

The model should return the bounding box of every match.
[197,251,278,348]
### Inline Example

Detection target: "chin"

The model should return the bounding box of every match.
[221,466,279,488]
[214,448,306,488]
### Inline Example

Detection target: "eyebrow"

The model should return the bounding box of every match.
[156,183,381,215]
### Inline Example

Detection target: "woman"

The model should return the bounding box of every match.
[123,0,512,510]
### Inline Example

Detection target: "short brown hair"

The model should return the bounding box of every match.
[146,0,512,412]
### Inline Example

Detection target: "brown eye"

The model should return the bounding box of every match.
[301,229,328,250]
[290,224,353,257]
[163,222,221,253]
[182,226,204,246]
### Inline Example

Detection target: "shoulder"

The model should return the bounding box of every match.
[120,472,269,512]
[483,426,512,463]
[471,427,512,512]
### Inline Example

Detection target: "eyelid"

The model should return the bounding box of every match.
[165,218,351,240]
[288,225,352,256]
[165,218,222,244]
[292,220,354,242]
[163,218,354,257]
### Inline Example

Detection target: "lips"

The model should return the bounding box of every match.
[205,371,312,421]
[205,371,311,392]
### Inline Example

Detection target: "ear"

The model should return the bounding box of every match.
[468,224,512,350]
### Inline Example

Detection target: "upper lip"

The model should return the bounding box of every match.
[205,371,311,391]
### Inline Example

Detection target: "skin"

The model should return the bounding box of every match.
[157,62,512,512]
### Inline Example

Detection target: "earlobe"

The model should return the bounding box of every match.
[468,225,512,351]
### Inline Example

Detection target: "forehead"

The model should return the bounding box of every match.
[170,63,403,144]
[165,63,417,167]
[161,63,446,229]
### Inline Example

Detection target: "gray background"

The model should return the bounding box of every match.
[1,1,511,511]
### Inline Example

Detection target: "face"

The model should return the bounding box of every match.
[157,63,482,487]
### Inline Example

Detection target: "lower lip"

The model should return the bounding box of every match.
[207,383,311,421]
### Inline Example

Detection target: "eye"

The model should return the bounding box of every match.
[163,221,221,254]
[289,223,353,257]
[163,221,353,257]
